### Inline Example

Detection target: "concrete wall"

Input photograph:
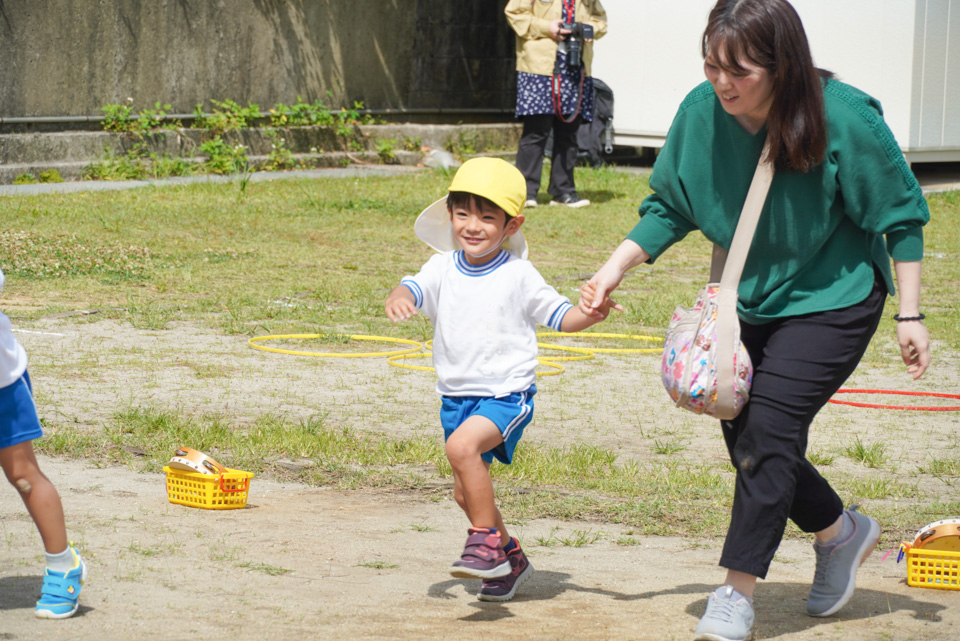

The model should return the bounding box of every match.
[0,0,516,119]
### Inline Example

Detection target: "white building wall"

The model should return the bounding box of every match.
[593,0,959,162]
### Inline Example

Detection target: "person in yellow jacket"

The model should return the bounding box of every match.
[505,0,607,208]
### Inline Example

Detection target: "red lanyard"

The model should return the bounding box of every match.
[562,0,575,22]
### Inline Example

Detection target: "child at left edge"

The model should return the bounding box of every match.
[1,267,88,619]
[385,157,613,602]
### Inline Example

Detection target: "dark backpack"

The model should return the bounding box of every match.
[577,77,614,167]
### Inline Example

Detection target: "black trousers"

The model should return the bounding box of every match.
[718,271,886,578]
[514,114,581,200]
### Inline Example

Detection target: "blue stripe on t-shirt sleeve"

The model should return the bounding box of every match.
[547,302,574,330]
[401,280,422,307]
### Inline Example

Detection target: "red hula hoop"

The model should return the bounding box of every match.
[828,389,960,411]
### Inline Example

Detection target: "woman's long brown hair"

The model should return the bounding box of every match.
[702,0,833,173]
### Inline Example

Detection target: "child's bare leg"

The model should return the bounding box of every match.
[446,415,510,543]
[451,462,510,547]
[1,441,68,553]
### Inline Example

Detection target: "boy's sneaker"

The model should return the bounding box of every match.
[806,507,880,617]
[549,193,590,208]
[35,546,87,619]
[477,538,533,602]
[450,527,510,579]
[524,199,538,208]
[694,585,755,641]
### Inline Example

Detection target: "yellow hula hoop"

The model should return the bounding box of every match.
[536,359,565,376]
[387,351,435,372]
[536,331,664,354]
[537,343,596,362]
[386,351,566,377]
[248,334,424,358]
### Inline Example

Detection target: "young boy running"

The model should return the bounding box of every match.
[385,158,611,601]
[1,268,88,618]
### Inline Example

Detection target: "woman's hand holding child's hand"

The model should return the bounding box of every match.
[578,281,621,321]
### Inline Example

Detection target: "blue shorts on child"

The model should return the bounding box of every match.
[440,386,536,465]
[0,371,43,450]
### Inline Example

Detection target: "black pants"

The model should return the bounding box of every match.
[718,271,886,578]
[514,114,581,200]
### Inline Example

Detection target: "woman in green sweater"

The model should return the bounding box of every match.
[582,1,930,640]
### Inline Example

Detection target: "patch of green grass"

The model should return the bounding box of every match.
[0,230,157,280]
[843,477,917,500]
[652,439,686,455]
[556,529,604,547]
[807,449,836,466]
[843,436,888,468]
[919,457,960,479]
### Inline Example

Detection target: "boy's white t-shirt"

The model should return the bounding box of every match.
[402,249,573,398]
[0,269,28,389]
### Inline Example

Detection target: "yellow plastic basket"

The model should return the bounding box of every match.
[906,547,960,590]
[163,465,254,510]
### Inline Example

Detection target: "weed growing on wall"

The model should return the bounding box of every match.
[102,99,180,134]
[269,96,336,127]
[193,99,262,135]
[199,139,249,175]
[11,172,59,185]
[86,96,399,181]
[262,131,298,171]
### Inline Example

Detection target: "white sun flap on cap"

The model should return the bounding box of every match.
[414,197,528,260]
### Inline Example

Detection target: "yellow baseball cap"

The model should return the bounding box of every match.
[414,158,528,259]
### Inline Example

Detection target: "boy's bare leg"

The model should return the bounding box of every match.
[1,441,68,553]
[446,415,511,545]
[451,465,510,547]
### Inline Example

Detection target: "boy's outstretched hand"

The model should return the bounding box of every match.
[385,286,418,323]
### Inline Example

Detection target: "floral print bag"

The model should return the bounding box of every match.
[660,142,773,420]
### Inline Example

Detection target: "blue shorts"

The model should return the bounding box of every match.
[440,386,536,465]
[0,371,43,450]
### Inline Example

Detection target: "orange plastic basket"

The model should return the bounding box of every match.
[905,547,960,590]
[163,465,254,510]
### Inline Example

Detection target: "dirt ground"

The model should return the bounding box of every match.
[2,318,959,640]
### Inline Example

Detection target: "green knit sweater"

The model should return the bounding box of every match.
[627,79,929,324]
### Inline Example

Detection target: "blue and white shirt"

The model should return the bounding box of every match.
[0,269,28,389]
[402,250,573,397]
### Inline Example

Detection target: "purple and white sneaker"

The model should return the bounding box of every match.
[478,538,533,602]
[450,527,510,579]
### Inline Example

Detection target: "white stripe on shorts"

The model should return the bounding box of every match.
[502,391,532,442]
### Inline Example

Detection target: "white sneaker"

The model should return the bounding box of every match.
[524,199,538,208]
[694,585,755,641]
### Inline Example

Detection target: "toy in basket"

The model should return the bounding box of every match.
[163,447,254,510]
[898,518,960,590]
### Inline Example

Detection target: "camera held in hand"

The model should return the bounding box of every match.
[560,22,594,68]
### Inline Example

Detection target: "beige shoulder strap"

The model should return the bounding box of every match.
[713,140,774,419]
